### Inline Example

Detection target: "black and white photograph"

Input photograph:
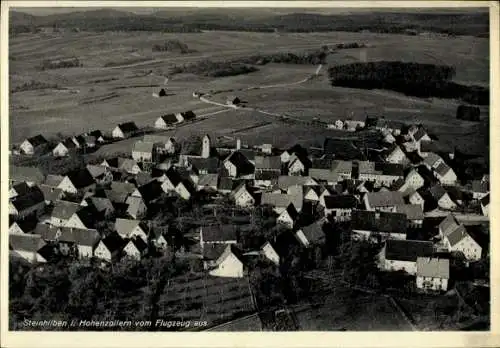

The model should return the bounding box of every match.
[3,1,496,339]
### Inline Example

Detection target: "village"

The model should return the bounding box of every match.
[9,89,490,296]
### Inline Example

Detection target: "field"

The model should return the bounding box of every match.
[9,30,489,152]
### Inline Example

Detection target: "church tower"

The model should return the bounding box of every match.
[201,135,211,158]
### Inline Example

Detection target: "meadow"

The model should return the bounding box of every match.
[9,30,489,157]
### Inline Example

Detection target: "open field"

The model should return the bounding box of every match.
[9,30,488,152]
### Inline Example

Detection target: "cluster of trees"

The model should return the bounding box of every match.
[328,61,489,105]
[236,50,327,66]
[170,60,259,77]
[40,57,82,70]
[152,40,195,54]
[11,80,59,94]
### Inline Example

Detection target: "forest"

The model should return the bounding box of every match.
[328,62,489,105]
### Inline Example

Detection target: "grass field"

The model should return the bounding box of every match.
[9,30,489,153]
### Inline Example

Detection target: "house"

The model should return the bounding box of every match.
[287,153,310,176]
[379,239,434,275]
[155,113,180,129]
[46,200,81,227]
[150,229,169,251]
[181,110,196,121]
[469,180,489,200]
[65,206,99,229]
[261,192,303,214]
[131,180,163,204]
[331,160,353,179]
[58,227,100,258]
[52,138,78,157]
[395,204,424,228]
[132,141,155,162]
[280,144,308,164]
[33,223,60,242]
[304,185,331,203]
[19,134,48,155]
[258,143,273,154]
[295,219,326,247]
[125,196,147,219]
[412,127,431,146]
[429,185,457,210]
[44,174,65,188]
[144,135,176,154]
[115,218,149,242]
[323,195,358,221]
[423,153,444,170]
[255,155,281,177]
[480,193,489,217]
[363,191,404,212]
[308,168,339,184]
[109,181,136,199]
[73,135,96,149]
[407,190,425,210]
[199,224,238,251]
[86,164,113,185]
[102,158,142,175]
[434,162,457,185]
[84,197,115,218]
[57,169,96,195]
[230,183,255,208]
[223,151,255,178]
[351,210,408,242]
[405,168,425,191]
[277,176,317,191]
[10,166,45,186]
[357,161,404,186]
[385,145,408,165]
[9,188,46,220]
[277,204,298,229]
[112,122,139,139]
[217,177,237,194]
[226,96,241,106]
[261,241,281,265]
[9,233,48,263]
[443,225,482,261]
[9,218,38,235]
[197,174,219,192]
[179,135,212,166]
[188,157,220,175]
[438,213,460,239]
[161,167,195,200]
[122,237,148,261]
[94,232,126,262]
[254,170,280,188]
[88,130,105,143]
[416,257,450,291]
[209,245,246,278]
[9,182,32,199]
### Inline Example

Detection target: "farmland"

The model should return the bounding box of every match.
[9,29,488,150]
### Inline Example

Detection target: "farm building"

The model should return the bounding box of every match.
[52,138,78,157]
[19,134,48,155]
[209,245,246,278]
[9,233,48,264]
[416,257,450,291]
[112,122,139,139]
[155,114,179,129]
[9,188,46,220]
[132,141,155,162]
[57,169,96,195]
[379,239,434,275]
[226,96,241,106]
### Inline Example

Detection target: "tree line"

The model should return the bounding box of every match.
[328,61,489,105]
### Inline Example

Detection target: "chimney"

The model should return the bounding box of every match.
[236,138,241,150]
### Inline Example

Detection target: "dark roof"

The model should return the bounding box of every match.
[10,188,45,212]
[390,178,406,191]
[165,167,183,187]
[11,182,31,196]
[100,232,126,252]
[255,170,280,180]
[51,200,81,220]
[324,195,358,209]
[282,203,299,221]
[413,128,428,142]
[181,110,196,120]
[255,156,281,171]
[311,158,334,169]
[429,184,447,200]
[66,169,95,189]
[416,165,438,185]
[118,122,139,133]
[385,239,434,262]
[202,243,228,260]
[9,233,46,252]
[406,151,424,164]
[300,219,326,243]
[374,162,404,176]
[160,113,178,124]
[226,151,255,176]
[417,188,438,212]
[26,134,48,147]
[189,157,220,174]
[128,236,148,252]
[11,218,38,233]
[218,177,236,191]
[136,180,163,202]
[62,138,78,149]
[481,193,490,206]
[352,210,408,234]
[10,166,45,184]
[201,224,238,242]
[88,130,103,138]
[74,207,99,229]
[58,227,100,246]
[286,144,308,158]
[180,136,204,156]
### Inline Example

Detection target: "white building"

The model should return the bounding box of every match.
[416,257,450,292]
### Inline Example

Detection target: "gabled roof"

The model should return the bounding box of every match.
[423,153,442,167]
[126,196,146,217]
[198,174,219,187]
[51,200,81,220]
[352,210,408,234]
[226,151,255,176]
[311,158,334,170]
[86,164,108,179]
[214,244,245,266]
[180,136,204,156]
[88,130,103,138]
[280,203,299,221]
[375,162,405,177]
[218,177,236,191]
[416,257,449,278]
[365,191,404,207]
[390,178,406,191]
[61,137,78,149]
[9,233,46,252]
[159,113,179,124]
[136,180,163,202]
[261,192,303,210]
[309,168,339,182]
[300,219,326,243]
[117,122,139,133]
[434,162,452,177]
[331,160,353,173]
[481,193,490,206]
[165,167,183,187]
[144,134,175,144]
[429,184,447,200]
[10,188,45,212]
[118,158,141,172]
[255,170,280,180]
[127,237,148,253]
[278,176,313,190]
[11,218,38,234]
[115,218,144,237]
[39,185,64,202]
[133,141,154,154]
[65,169,95,189]
[255,156,281,171]
[44,174,65,187]
[446,225,469,247]
[73,207,98,229]
[11,182,31,196]
[201,224,238,242]
[10,166,45,184]
[439,214,459,236]
[385,239,434,262]
[413,128,428,142]
[26,134,48,147]
[395,204,424,220]
[110,181,136,195]
[358,161,377,174]
[471,180,489,194]
[324,195,358,209]
[189,157,220,174]
[87,197,114,214]
[100,232,126,253]
[34,223,60,241]
[58,227,100,246]
[181,110,196,120]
